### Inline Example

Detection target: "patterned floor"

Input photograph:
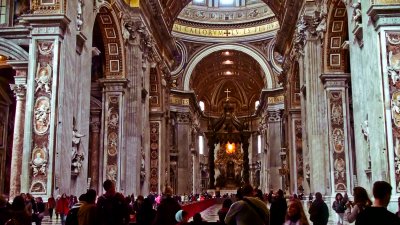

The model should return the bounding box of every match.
[38,203,353,225]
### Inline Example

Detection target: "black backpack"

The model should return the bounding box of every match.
[65,207,80,225]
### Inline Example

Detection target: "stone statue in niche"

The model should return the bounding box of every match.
[35,63,52,94]
[315,13,327,40]
[360,119,369,140]
[77,0,84,31]
[351,0,362,26]
[71,118,85,176]
[140,150,145,183]
[30,145,47,177]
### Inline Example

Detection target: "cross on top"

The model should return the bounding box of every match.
[224,88,231,100]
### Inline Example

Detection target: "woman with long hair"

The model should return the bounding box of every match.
[284,199,309,225]
[332,193,346,225]
[345,186,372,223]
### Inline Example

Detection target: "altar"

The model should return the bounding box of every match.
[207,188,238,197]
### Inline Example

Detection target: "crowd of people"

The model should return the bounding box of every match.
[0,180,399,225]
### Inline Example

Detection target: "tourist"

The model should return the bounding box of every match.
[153,186,181,225]
[284,199,309,225]
[136,198,156,225]
[332,193,346,225]
[218,198,232,224]
[47,195,56,220]
[78,189,98,225]
[175,210,189,225]
[190,213,205,225]
[356,181,400,225]
[0,194,11,225]
[6,195,30,225]
[308,192,329,225]
[270,189,287,225]
[396,197,400,218]
[34,197,45,225]
[224,184,269,225]
[345,186,372,223]
[65,194,86,225]
[97,179,130,225]
[56,193,69,225]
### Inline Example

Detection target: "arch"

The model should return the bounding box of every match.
[0,37,29,61]
[183,44,274,91]
[94,5,126,77]
[323,1,349,73]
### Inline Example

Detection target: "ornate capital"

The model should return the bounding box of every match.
[267,110,282,122]
[10,84,26,100]
[176,112,192,124]
[90,121,101,133]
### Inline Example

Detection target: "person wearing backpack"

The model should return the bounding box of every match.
[65,194,86,225]
[97,180,130,225]
[224,184,270,225]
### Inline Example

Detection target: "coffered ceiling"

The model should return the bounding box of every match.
[190,50,265,117]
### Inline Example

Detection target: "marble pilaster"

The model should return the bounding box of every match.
[266,107,284,191]
[100,79,127,191]
[9,82,26,199]
[321,73,352,193]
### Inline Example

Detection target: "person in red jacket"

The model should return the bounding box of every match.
[56,193,69,225]
[47,195,56,220]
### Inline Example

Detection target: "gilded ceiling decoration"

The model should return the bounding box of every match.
[190,50,265,117]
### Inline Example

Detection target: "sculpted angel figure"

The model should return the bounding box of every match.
[35,63,52,94]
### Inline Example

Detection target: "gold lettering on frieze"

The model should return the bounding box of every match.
[170,97,181,105]
[268,95,285,104]
[182,99,190,105]
[374,0,399,4]
[172,21,280,38]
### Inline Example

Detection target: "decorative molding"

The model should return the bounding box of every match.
[149,122,159,192]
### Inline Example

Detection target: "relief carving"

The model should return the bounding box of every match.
[392,91,400,127]
[30,145,48,177]
[35,63,52,94]
[34,97,50,135]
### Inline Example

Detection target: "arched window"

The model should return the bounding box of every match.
[255,100,260,110]
[193,0,206,5]
[257,134,262,154]
[199,135,204,155]
[219,0,235,6]
[199,101,205,111]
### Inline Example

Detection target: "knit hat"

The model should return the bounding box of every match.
[175,210,184,222]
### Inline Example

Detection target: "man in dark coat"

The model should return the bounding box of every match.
[270,189,287,225]
[309,192,329,225]
[153,186,181,225]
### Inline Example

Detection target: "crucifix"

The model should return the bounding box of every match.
[224,88,231,100]
[223,30,231,37]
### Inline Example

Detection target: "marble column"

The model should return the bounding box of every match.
[242,137,250,184]
[303,37,329,194]
[176,112,192,194]
[206,134,215,189]
[89,117,101,192]
[9,82,26,199]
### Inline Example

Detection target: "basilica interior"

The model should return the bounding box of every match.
[0,0,400,209]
